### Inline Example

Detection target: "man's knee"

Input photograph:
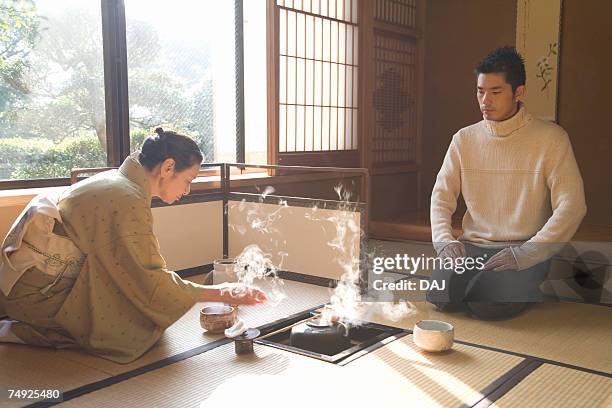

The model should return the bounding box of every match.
[425,277,451,304]
[427,266,475,304]
[428,299,468,313]
[467,302,529,320]
[426,273,468,312]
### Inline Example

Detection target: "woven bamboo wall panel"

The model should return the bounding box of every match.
[277,0,359,153]
[372,33,418,164]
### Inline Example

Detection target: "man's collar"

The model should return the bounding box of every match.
[119,153,152,201]
[483,103,532,137]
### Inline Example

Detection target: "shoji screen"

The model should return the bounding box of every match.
[275,0,359,165]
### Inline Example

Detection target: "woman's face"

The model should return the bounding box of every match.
[157,160,200,204]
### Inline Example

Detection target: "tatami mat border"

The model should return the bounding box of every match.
[545,295,612,307]
[337,331,411,366]
[25,319,612,408]
[464,359,543,408]
[450,338,612,378]
[26,338,232,408]
[25,304,325,408]
[490,363,612,408]
[23,306,612,407]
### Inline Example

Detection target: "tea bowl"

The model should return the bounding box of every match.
[413,320,454,352]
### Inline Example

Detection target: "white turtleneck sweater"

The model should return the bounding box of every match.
[430,105,587,269]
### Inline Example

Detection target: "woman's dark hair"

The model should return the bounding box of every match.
[475,46,526,93]
[138,128,203,172]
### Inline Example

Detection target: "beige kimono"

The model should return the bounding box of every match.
[0,156,203,363]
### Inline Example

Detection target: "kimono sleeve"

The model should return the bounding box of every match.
[94,207,205,329]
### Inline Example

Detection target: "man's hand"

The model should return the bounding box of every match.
[438,242,466,259]
[482,248,518,272]
[215,282,267,305]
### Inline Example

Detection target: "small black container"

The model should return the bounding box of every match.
[234,328,260,355]
[289,319,351,355]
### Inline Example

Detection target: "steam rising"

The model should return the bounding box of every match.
[229,183,414,322]
[228,187,288,304]
[233,244,286,305]
[316,184,415,324]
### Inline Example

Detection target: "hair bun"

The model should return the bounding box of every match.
[138,128,203,172]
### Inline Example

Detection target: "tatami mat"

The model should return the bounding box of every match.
[0,277,331,397]
[2,275,610,407]
[0,347,109,408]
[362,301,612,374]
[492,364,612,408]
[58,335,523,408]
[59,277,331,375]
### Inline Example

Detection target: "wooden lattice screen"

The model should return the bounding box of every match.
[276,0,359,154]
[372,34,418,164]
[370,0,420,165]
[357,0,424,218]
[374,0,418,28]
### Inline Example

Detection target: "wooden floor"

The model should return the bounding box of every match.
[0,272,610,407]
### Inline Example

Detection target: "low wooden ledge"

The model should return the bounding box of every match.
[370,211,462,242]
[369,212,612,245]
[573,224,612,242]
[370,220,436,241]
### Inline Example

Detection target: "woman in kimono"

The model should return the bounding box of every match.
[0,128,266,363]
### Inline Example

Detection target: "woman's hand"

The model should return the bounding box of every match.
[213,282,267,305]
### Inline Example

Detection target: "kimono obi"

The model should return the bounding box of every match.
[0,194,85,296]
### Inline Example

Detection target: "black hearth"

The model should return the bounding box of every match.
[256,310,406,364]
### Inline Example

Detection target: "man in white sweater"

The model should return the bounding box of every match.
[427,47,586,319]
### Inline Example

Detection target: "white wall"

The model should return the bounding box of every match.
[228,200,361,280]
[152,201,223,271]
[0,196,224,272]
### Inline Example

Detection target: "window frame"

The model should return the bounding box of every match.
[0,0,248,190]
[268,0,362,169]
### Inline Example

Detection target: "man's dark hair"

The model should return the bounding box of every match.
[475,47,526,93]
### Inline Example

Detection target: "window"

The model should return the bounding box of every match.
[0,0,107,183]
[243,0,268,165]
[0,0,243,188]
[0,0,363,189]
[125,0,237,164]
